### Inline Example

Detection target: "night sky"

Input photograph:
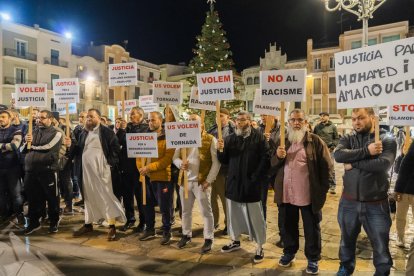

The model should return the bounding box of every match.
[2,0,413,71]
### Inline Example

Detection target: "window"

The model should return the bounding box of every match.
[51,74,59,89]
[329,57,335,69]
[149,89,153,95]
[368,38,377,45]
[313,99,322,115]
[329,98,337,114]
[51,49,59,65]
[80,83,85,99]
[313,78,321,95]
[246,77,253,85]
[134,87,140,99]
[109,89,114,100]
[314,58,321,70]
[137,69,141,80]
[15,68,27,84]
[121,60,127,63]
[351,41,362,49]
[247,100,253,112]
[108,57,114,64]
[329,77,336,94]
[95,86,101,100]
[16,40,27,57]
[254,77,260,84]
[51,98,56,111]
[382,34,400,43]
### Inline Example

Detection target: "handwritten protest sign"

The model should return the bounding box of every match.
[165,121,201,149]
[139,95,159,113]
[153,81,183,105]
[117,99,137,114]
[109,62,138,87]
[196,70,234,101]
[189,86,216,111]
[57,103,77,115]
[388,105,414,126]
[335,37,414,109]
[15,84,47,107]
[126,133,158,158]
[52,78,80,104]
[260,69,306,102]
[253,89,290,116]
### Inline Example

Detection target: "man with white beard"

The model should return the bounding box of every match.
[271,109,331,274]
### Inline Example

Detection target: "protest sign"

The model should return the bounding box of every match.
[117,99,137,115]
[153,81,183,105]
[335,37,414,109]
[57,103,77,115]
[126,133,158,158]
[196,70,234,101]
[260,69,306,102]
[165,121,201,149]
[253,89,290,116]
[189,86,216,111]
[15,83,47,107]
[139,95,159,113]
[109,62,138,87]
[52,78,79,104]
[388,105,414,126]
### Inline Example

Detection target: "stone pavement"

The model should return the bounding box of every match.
[0,162,412,275]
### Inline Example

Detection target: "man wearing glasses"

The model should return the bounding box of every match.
[271,109,331,274]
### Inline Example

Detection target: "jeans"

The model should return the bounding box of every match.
[338,197,392,276]
[329,152,336,188]
[122,169,145,225]
[0,167,23,217]
[142,179,173,233]
[260,179,270,221]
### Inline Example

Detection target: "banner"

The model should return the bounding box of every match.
[153,81,183,105]
[126,133,158,158]
[165,121,201,149]
[56,103,77,115]
[109,62,138,87]
[139,95,159,113]
[117,99,137,115]
[189,86,216,111]
[52,78,80,104]
[388,105,414,126]
[253,89,290,116]
[335,37,414,109]
[15,83,47,107]
[196,70,234,101]
[260,69,306,102]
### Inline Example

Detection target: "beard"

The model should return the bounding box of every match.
[85,120,98,131]
[287,125,307,143]
[355,122,372,134]
[235,125,251,137]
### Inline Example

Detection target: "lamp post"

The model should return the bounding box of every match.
[324,0,387,47]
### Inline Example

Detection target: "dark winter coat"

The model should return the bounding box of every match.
[313,120,339,150]
[395,142,414,195]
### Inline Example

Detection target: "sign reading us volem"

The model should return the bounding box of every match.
[109,62,138,87]
[153,81,183,105]
[196,70,234,101]
[388,105,414,126]
[126,133,159,158]
[138,95,159,113]
[260,69,306,103]
[189,86,216,111]
[335,37,414,109]
[165,121,201,149]
[56,103,77,115]
[52,78,80,104]
[15,83,47,107]
[117,99,137,114]
[253,89,290,116]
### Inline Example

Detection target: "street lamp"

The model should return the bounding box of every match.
[323,0,387,47]
[0,12,11,21]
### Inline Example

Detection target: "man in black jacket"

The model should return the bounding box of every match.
[217,110,270,264]
[334,107,397,276]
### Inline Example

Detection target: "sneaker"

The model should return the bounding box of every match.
[63,206,73,215]
[306,261,319,274]
[336,266,352,276]
[253,248,264,263]
[329,187,336,194]
[107,227,116,241]
[160,232,172,245]
[120,221,135,232]
[278,254,296,267]
[139,229,156,241]
[134,223,146,233]
[177,235,191,248]
[73,224,93,237]
[221,240,241,253]
[201,239,213,253]
[49,217,62,233]
[24,222,41,235]
[396,238,405,248]
[275,239,284,248]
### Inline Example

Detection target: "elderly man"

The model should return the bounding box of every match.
[272,109,331,274]
[218,110,270,263]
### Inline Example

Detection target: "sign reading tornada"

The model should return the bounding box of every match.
[260,69,306,103]
[117,99,137,115]
[138,95,159,113]
[388,105,414,126]
[15,83,47,107]
[109,62,138,87]
[335,37,414,109]
[153,81,183,105]
[196,70,234,101]
[126,133,158,158]
[53,78,80,104]
[253,89,290,116]
[165,121,201,149]
[189,86,216,111]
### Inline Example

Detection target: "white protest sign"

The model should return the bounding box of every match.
[56,103,77,115]
[52,78,79,104]
[139,95,159,113]
[335,37,414,109]
[109,62,138,87]
[189,86,216,111]
[15,83,47,107]
[165,121,201,149]
[126,133,158,158]
[117,99,137,115]
[253,89,290,116]
[260,69,306,103]
[388,105,414,126]
[153,81,183,105]
[196,70,234,101]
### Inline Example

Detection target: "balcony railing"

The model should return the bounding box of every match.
[4,77,36,85]
[4,48,37,61]
[44,57,68,68]
[147,77,154,83]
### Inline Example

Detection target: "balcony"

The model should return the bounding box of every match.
[4,77,36,85]
[147,77,154,83]
[44,57,68,68]
[4,48,37,61]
